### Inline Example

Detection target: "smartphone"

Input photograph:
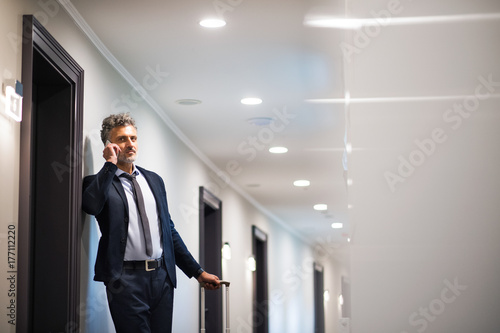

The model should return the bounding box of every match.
[106,140,119,157]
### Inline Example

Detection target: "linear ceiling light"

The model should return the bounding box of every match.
[304,13,500,29]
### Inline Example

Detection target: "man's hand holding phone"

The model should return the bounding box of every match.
[104,140,121,164]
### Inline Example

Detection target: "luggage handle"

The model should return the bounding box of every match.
[201,280,230,333]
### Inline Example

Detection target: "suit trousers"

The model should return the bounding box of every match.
[106,261,174,333]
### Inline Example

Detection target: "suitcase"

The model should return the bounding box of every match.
[200,280,230,333]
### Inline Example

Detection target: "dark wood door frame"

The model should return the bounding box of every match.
[18,15,84,333]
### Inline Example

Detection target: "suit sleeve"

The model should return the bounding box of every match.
[82,162,118,215]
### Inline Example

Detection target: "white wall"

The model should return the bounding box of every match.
[347,4,500,333]
[350,101,500,333]
[0,2,35,332]
[0,1,342,332]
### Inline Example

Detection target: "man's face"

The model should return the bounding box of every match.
[109,125,138,164]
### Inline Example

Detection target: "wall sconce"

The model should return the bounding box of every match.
[247,255,256,272]
[323,290,330,302]
[2,80,23,122]
[221,242,232,260]
[338,294,344,306]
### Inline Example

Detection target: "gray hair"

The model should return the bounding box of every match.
[100,113,137,144]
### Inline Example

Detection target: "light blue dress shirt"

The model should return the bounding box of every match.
[116,166,163,260]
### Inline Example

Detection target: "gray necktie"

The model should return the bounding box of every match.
[120,173,153,257]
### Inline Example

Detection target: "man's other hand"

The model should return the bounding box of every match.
[197,271,221,290]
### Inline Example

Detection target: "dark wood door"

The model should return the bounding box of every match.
[199,187,223,333]
[314,264,325,333]
[253,226,269,333]
[19,15,84,333]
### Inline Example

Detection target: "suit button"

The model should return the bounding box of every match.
[121,238,126,243]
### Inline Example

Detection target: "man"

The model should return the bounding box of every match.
[82,113,220,333]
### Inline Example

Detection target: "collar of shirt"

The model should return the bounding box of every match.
[115,165,140,178]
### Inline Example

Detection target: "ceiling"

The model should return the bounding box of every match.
[62,0,500,262]
[64,0,349,255]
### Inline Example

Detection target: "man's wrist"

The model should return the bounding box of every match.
[195,268,205,279]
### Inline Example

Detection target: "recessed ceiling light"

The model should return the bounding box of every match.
[175,99,202,105]
[241,97,262,105]
[199,19,226,28]
[246,117,274,126]
[314,204,327,211]
[347,178,353,186]
[269,146,288,154]
[331,222,343,229]
[293,180,310,187]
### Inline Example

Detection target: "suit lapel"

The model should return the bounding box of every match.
[112,175,129,211]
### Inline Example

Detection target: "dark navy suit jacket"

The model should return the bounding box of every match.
[82,162,201,287]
